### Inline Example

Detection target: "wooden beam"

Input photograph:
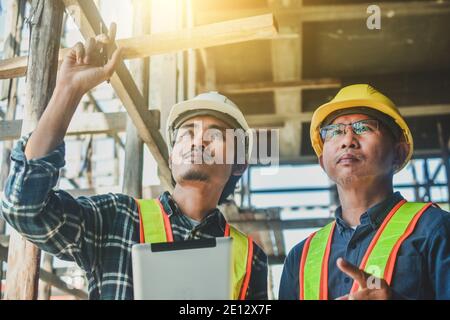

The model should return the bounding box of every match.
[0,111,160,141]
[120,13,277,59]
[5,0,65,300]
[290,1,450,22]
[0,13,278,80]
[0,244,87,300]
[63,0,173,190]
[38,253,53,300]
[214,78,340,95]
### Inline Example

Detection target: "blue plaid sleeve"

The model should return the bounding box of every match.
[1,133,129,273]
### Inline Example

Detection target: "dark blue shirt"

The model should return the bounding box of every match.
[279,192,450,300]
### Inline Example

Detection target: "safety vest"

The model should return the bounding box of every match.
[135,198,254,300]
[299,199,433,300]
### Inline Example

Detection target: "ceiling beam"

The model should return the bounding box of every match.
[288,1,450,22]
[212,78,341,95]
[194,1,450,24]
[0,13,278,80]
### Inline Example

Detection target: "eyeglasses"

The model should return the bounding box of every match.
[320,119,380,142]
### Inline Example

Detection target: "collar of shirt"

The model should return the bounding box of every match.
[334,191,405,234]
[158,191,227,232]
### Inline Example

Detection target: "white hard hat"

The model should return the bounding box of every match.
[166,91,252,161]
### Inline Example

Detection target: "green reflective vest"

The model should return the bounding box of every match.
[300,200,432,300]
[135,198,254,300]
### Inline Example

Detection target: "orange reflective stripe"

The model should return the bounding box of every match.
[135,198,145,243]
[383,202,432,284]
[224,223,230,237]
[157,199,173,242]
[238,236,253,300]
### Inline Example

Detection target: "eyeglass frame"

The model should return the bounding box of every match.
[319,119,381,142]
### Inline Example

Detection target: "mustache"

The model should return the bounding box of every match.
[181,170,209,182]
[335,150,364,164]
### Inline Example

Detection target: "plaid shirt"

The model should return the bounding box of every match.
[1,134,268,300]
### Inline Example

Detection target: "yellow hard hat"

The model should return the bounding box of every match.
[310,84,413,172]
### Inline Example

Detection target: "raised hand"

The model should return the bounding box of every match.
[56,22,122,97]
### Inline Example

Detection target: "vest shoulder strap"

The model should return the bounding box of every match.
[352,201,432,291]
[228,225,253,300]
[300,221,335,300]
[135,198,173,243]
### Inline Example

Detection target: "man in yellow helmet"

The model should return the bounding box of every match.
[1,29,267,299]
[279,84,450,300]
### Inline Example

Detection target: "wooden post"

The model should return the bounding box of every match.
[122,0,150,198]
[38,253,53,300]
[5,0,64,300]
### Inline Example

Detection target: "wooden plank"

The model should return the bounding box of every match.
[119,13,278,59]
[5,0,65,300]
[0,14,278,79]
[63,0,174,190]
[0,111,160,141]
[215,78,340,95]
[38,253,53,300]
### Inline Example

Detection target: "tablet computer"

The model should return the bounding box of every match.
[132,237,233,300]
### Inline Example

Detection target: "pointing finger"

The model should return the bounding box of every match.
[337,258,368,289]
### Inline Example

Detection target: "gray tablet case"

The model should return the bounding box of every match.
[132,237,233,300]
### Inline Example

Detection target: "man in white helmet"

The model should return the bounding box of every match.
[1,28,267,300]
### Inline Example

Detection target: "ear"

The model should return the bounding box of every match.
[318,154,325,171]
[232,163,248,176]
[393,142,409,170]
